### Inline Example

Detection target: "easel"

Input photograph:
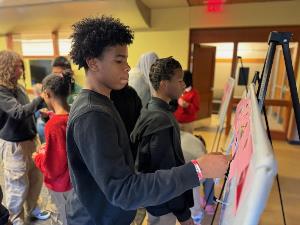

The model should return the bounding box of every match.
[210,32,300,225]
[255,31,300,225]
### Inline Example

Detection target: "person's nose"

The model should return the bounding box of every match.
[125,63,131,72]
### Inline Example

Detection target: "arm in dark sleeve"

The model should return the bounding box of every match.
[149,129,192,222]
[149,128,175,169]
[0,90,43,120]
[73,111,200,210]
[134,92,142,118]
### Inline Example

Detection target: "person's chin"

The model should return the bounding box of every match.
[112,82,127,90]
[174,94,181,99]
[120,79,128,87]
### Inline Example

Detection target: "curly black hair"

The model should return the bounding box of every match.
[149,57,182,91]
[42,72,72,98]
[183,70,193,87]
[70,16,134,69]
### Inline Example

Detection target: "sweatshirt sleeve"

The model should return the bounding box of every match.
[183,90,200,115]
[148,127,192,222]
[72,111,200,211]
[148,128,176,169]
[34,152,46,174]
[35,120,68,179]
[0,89,43,120]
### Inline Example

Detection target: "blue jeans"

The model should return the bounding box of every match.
[36,117,45,143]
[204,178,215,205]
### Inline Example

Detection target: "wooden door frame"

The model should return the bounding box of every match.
[189,26,300,76]
[192,44,216,119]
[188,26,300,140]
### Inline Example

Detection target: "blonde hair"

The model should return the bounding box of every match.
[0,50,22,89]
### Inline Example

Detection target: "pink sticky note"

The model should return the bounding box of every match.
[227,98,253,214]
[229,98,251,180]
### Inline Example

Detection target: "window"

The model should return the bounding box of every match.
[59,39,72,56]
[21,39,53,56]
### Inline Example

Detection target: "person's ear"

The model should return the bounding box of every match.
[86,58,99,72]
[43,90,51,99]
[160,80,167,91]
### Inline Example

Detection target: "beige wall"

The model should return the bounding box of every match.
[128,29,189,69]
[4,0,300,90]
[150,1,300,29]
[71,29,190,87]
[190,1,300,28]
[72,63,85,87]
[213,62,232,98]
[147,0,300,99]
[0,37,6,50]
[51,29,190,88]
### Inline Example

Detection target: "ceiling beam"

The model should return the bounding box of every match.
[186,0,192,6]
[135,0,151,28]
[187,0,291,6]
[6,33,13,50]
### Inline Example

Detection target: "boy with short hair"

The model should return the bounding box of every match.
[131,57,194,225]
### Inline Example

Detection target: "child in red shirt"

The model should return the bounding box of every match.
[174,70,200,133]
[33,73,73,225]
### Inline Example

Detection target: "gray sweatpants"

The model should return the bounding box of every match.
[48,189,72,225]
[0,138,43,225]
[147,212,177,225]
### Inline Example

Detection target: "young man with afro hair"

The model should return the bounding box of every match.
[66,16,229,225]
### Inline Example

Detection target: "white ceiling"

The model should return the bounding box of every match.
[141,0,188,9]
[0,0,91,8]
[0,0,297,35]
[0,0,150,35]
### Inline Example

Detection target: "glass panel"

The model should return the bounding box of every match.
[59,39,72,56]
[266,105,289,132]
[21,39,53,56]
[235,42,267,97]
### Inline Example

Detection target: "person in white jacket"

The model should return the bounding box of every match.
[181,132,216,224]
[129,52,158,106]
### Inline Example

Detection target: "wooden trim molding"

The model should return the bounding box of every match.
[216,58,265,63]
[23,56,55,59]
[52,31,59,57]
[6,33,13,50]
[190,26,300,43]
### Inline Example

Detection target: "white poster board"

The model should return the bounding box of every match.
[219,84,277,225]
[218,77,235,129]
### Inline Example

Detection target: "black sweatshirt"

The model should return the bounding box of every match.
[66,89,200,225]
[0,85,43,142]
[131,97,194,222]
[110,85,142,160]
